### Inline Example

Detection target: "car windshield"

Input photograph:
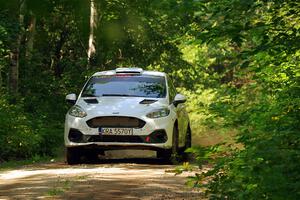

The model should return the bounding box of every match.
[81,75,166,98]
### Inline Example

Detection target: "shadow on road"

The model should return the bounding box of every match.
[0,150,204,199]
[70,149,175,166]
[82,157,170,165]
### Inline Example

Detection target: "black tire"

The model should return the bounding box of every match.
[182,126,192,161]
[171,125,179,155]
[84,150,99,163]
[184,126,192,150]
[66,147,81,165]
[157,124,179,164]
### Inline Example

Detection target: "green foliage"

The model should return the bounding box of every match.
[0,0,196,162]
[183,0,300,199]
[0,0,299,199]
[0,98,40,160]
[0,95,63,161]
[178,87,219,136]
[166,162,195,175]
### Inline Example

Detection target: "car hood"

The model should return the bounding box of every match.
[76,97,169,119]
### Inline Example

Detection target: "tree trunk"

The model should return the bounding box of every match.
[87,0,97,66]
[25,12,36,60]
[9,0,25,95]
[51,29,68,78]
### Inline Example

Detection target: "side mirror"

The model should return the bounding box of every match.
[66,93,77,105]
[173,93,186,107]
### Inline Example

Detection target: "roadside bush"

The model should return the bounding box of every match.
[178,86,218,135]
[186,80,300,199]
[205,83,300,199]
[0,98,41,161]
[0,96,64,161]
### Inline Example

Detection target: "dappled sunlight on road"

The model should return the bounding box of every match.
[0,167,126,180]
[0,154,205,199]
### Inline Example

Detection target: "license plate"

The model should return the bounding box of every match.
[100,127,133,135]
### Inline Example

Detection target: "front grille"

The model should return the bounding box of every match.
[86,116,146,128]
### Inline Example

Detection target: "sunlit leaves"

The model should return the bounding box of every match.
[182,0,300,199]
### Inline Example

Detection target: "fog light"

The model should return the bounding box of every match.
[144,130,168,143]
[68,129,83,143]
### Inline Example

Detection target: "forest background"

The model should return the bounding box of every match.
[0,0,299,199]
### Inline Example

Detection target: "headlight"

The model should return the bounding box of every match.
[146,108,170,118]
[68,105,87,118]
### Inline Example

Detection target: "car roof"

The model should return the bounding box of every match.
[92,68,166,77]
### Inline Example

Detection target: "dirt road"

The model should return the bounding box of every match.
[0,150,205,200]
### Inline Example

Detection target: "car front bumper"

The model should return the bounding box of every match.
[64,113,176,150]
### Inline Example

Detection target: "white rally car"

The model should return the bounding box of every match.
[65,68,191,164]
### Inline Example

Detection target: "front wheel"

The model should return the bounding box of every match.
[84,150,99,163]
[184,126,192,150]
[182,126,192,161]
[157,125,179,164]
[66,147,82,165]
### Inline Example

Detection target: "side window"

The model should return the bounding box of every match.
[167,76,177,104]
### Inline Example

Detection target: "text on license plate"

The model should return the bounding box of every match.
[100,128,133,135]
